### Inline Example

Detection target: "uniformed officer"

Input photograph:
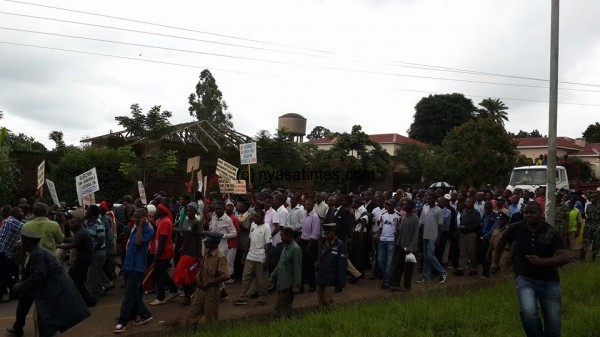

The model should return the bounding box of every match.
[185,231,229,328]
[315,223,347,308]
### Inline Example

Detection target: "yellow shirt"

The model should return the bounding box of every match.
[23,217,64,252]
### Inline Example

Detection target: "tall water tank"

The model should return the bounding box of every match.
[278,113,307,142]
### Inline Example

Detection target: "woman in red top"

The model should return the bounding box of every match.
[149,203,179,305]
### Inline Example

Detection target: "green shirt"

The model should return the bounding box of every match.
[271,240,302,292]
[23,217,64,252]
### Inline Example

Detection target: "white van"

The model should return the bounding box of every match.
[506,165,569,192]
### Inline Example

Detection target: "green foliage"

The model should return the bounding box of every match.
[0,147,20,205]
[48,130,66,153]
[48,147,135,204]
[424,118,519,187]
[307,126,332,141]
[560,156,596,182]
[513,129,545,138]
[408,93,476,145]
[476,98,509,126]
[115,104,174,139]
[582,122,600,143]
[117,146,179,186]
[394,142,430,183]
[188,69,233,129]
[308,125,391,192]
[7,133,47,152]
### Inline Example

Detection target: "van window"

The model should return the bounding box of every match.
[510,169,548,186]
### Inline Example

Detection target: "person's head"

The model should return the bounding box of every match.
[236,199,249,214]
[522,190,531,200]
[426,192,436,206]
[155,203,169,218]
[326,196,335,208]
[21,231,41,253]
[203,232,222,251]
[146,204,156,217]
[194,191,204,201]
[290,194,299,208]
[385,199,397,213]
[186,203,199,220]
[403,199,415,213]
[69,217,85,232]
[1,205,11,219]
[123,195,134,205]
[523,201,544,226]
[31,202,48,218]
[466,197,475,209]
[434,188,444,198]
[437,197,447,208]
[315,193,323,204]
[225,201,235,215]
[263,195,273,210]
[9,207,23,221]
[510,195,519,205]
[363,190,373,202]
[566,200,574,210]
[591,193,599,204]
[273,194,286,209]
[303,197,315,213]
[213,202,225,218]
[253,209,265,225]
[321,223,336,241]
[333,194,344,207]
[484,201,493,213]
[457,200,466,212]
[476,192,484,202]
[180,195,191,207]
[281,227,295,245]
[352,197,364,210]
[496,197,505,208]
[85,204,100,220]
[450,192,458,202]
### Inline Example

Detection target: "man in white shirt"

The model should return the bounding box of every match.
[287,194,304,240]
[377,199,401,289]
[233,210,271,306]
[313,193,328,224]
[370,194,385,279]
[474,192,486,217]
[208,201,237,299]
[350,197,369,278]
[269,194,288,276]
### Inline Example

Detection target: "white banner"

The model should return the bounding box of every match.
[76,167,100,197]
[216,158,238,181]
[138,181,147,205]
[37,160,45,189]
[240,142,257,165]
[45,179,61,207]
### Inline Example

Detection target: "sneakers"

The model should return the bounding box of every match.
[149,299,167,306]
[114,324,127,333]
[133,316,153,325]
[438,275,448,284]
[233,299,249,306]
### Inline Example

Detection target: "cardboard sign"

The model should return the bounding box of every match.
[37,160,45,189]
[197,170,203,192]
[187,156,200,173]
[138,181,147,205]
[83,193,95,207]
[76,167,100,197]
[240,142,257,165]
[233,180,247,194]
[45,179,61,207]
[203,175,207,193]
[216,158,238,180]
[218,177,236,193]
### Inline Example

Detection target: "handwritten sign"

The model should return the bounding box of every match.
[240,142,257,165]
[76,167,100,197]
[37,160,45,189]
[138,181,147,205]
[216,158,238,181]
[187,156,200,173]
[83,193,95,207]
[234,180,247,194]
[46,179,61,207]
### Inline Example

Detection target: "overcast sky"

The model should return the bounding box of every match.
[1,0,599,149]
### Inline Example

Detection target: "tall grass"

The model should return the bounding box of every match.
[190,262,600,337]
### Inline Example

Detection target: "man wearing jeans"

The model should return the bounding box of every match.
[491,202,571,337]
[377,199,400,289]
[115,208,154,334]
[417,193,447,284]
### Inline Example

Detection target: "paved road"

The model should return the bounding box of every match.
[0,270,511,337]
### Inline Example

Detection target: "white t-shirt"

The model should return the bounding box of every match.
[246,222,271,263]
[265,207,280,246]
[354,205,369,232]
[380,212,400,242]
[371,207,384,235]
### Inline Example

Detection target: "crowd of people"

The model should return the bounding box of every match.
[0,183,597,336]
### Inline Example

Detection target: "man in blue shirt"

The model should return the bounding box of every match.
[115,208,154,334]
[479,202,498,278]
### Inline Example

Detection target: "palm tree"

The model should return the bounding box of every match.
[477,98,509,126]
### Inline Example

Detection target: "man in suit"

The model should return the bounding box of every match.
[325,194,362,282]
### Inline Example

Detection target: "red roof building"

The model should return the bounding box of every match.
[310,133,425,155]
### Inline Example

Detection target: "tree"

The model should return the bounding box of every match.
[408,93,476,146]
[7,133,46,152]
[116,146,179,186]
[0,146,20,205]
[582,122,600,143]
[49,130,66,152]
[513,129,545,138]
[394,143,430,184]
[307,126,332,141]
[476,98,509,126]
[115,104,173,139]
[188,69,233,129]
[424,118,519,187]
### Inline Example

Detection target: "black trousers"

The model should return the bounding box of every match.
[393,247,415,290]
[477,239,491,277]
[0,252,18,297]
[68,256,97,306]
[434,231,451,264]
[449,234,460,268]
[350,234,366,274]
[298,239,317,289]
[13,292,34,334]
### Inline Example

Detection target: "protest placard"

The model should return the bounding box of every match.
[45,179,61,207]
[37,160,45,189]
[76,167,100,197]
[240,142,257,165]
[233,180,247,194]
[138,181,147,205]
[216,158,238,180]
[187,156,200,173]
[83,193,95,207]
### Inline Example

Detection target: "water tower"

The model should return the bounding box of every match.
[278,113,307,143]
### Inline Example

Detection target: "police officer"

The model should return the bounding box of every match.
[315,223,347,308]
[185,231,229,328]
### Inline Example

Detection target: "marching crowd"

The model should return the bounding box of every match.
[0,184,597,336]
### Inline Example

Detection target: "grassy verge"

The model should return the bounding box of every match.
[190,262,600,337]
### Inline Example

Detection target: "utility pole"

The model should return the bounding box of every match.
[546,0,559,225]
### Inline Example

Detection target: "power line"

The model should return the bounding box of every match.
[0,41,267,76]
[393,88,600,107]
[3,7,600,89]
